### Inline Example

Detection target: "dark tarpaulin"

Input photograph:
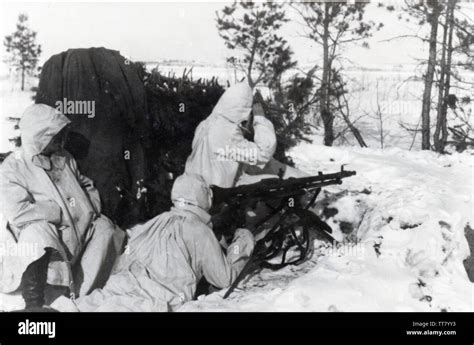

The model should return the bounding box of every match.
[35,47,150,226]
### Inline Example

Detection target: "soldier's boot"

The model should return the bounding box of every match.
[19,247,58,312]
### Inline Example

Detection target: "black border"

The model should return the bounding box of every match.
[0,312,472,345]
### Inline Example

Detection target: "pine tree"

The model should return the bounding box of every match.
[217,1,315,163]
[216,1,294,88]
[4,13,42,91]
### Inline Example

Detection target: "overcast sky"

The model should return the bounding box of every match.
[0,1,472,69]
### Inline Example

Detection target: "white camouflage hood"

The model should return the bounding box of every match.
[20,104,71,162]
[210,81,253,124]
[171,172,212,212]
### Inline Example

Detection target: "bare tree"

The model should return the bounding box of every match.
[383,0,472,152]
[293,2,382,146]
[417,1,443,150]
[332,70,367,148]
[370,80,391,149]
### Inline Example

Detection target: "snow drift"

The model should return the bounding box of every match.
[180,142,473,312]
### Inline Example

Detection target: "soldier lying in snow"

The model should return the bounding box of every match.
[0,104,125,310]
[73,173,255,312]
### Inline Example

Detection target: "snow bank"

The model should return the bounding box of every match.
[182,142,473,312]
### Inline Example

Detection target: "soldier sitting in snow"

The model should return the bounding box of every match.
[0,104,125,310]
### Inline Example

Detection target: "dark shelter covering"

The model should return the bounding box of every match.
[35,47,225,227]
[35,47,149,226]
[141,68,224,216]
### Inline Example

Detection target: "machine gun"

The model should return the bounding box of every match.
[210,166,356,298]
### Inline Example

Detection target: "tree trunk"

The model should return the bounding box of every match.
[336,78,368,149]
[434,0,456,153]
[420,2,441,150]
[320,3,334,146]
[378,108,384,149]
[434,5,449,152]
[440,0,456,150]
[21,67,25,91]
[345,121,368,148]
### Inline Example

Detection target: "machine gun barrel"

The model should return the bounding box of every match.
[211,166,356,207]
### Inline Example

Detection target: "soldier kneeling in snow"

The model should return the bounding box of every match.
[0,104,125,310]
[185,81,309,241]
[185,80,308,190]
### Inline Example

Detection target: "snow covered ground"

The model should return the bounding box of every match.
[180,141,473,312]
